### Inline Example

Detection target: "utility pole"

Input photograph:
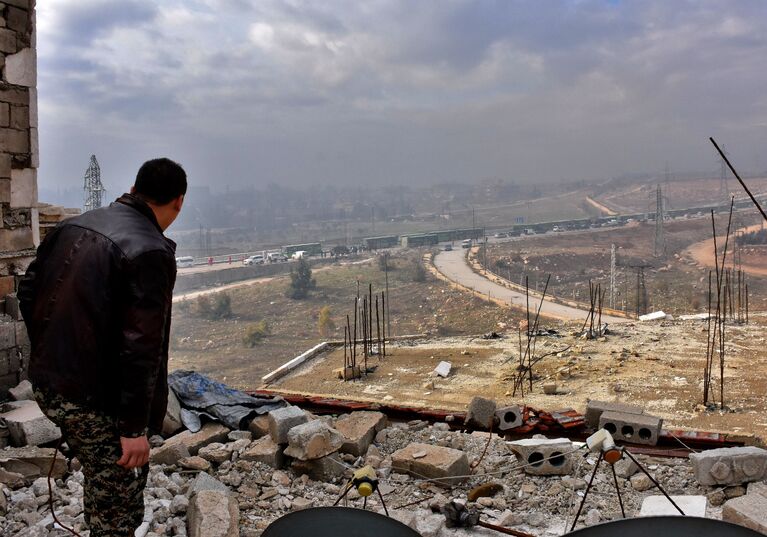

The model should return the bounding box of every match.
[610,244,616,309]
[654,184,665,257]
[83,155,106,212]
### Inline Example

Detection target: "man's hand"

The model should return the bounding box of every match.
[117,435,150,469]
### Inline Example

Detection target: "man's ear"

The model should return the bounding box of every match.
[130,186,136,194]
[174,194,185,212]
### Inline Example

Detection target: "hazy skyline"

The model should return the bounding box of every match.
[38,1,767,197]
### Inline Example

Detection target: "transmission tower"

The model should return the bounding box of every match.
[83,155,106,212]
[609,244,616,309]
[653,184,665,257]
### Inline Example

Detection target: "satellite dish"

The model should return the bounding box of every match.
[568,516,762,537]
[262,507,421,537]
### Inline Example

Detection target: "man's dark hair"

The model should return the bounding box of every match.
[134,158,187,205]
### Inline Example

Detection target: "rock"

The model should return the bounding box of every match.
[707,489,726,506]
[162,389,184,437]
[477,497,494,507]
[630,473,653,491]
[0,447,67,480]
[241,436,284,469]
[614,458,639,478]
[178,456,211,472]
[188,472,230,497]
[542,382,557,395]
[227,431,252,442]
[291,453,346,482]
[8,380,33,401]
[151,442,191,466]
[415,512,444,537]
[639,495,707,517]
[748,481,767,498]
[464,397,496,429]
[690,446,767,486]
[187,489,239,537]
[334,411,387,456]
[391,443,469,487]
[283,420,343,461]
[723,494,767,533]
[561,476,587,490]
[268,406,309,444]
[1,400,61,446]
[498,510,523,527]
[584,509,601,526]
[725,485,747,499]
[248,415,270,439]
[159,423,230,457]
[198,443,231,464]
[387,509,418,530]
[170,494,189,515]
[291,497,313,511]
[0,467,25,488]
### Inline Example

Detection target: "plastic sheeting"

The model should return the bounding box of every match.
[168,370,285,432]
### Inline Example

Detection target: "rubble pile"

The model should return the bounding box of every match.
[3,388,767,536]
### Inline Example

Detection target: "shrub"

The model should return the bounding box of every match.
[410,259,426,282]
[243,320,270,347]
[196,292,232,319]
[318,306,335,336]
[286,257,316,299]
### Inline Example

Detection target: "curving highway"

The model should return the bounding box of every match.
[433,248,627,323]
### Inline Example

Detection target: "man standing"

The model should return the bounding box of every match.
[18,158,187,536]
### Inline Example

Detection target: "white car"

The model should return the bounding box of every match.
[175,256,194,268]
[243,255,264,265]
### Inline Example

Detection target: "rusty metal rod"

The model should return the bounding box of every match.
[710,137,767,222]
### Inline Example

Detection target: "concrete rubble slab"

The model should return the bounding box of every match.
[639,495,707,517]
[187,489,239,537]
[8,379,32,401]
[268,405,308,444]
[334,411,387,456]
[723,493,767,533]
[188,471,230,497]
[508,437,574,476]
[0,399,60,446]
[158,422,230,457]
[240,436,284,469]
[0,446,67,481]
[197,442,232,464]
[291,452,347,481]
[248,415,270,439]
[391,442,469,486]
[464,396,496,429]
[283,420,344,461]
[434,361,451,378]
[690,446,767,486]
[599,410,662,446]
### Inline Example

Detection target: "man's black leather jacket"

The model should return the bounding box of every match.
[18,194,177,436]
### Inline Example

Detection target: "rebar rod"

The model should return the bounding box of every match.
[710,137,767,222]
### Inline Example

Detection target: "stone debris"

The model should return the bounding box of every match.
[283,420,344,461]
[334,411,387,456]
[187,489,239,537]
[508,438,574,476]
[639,495,707,517]
[690,446,767,487]
[585,400,643,429]
[722,492,767,533]
[599,410,663,446]
[162,389,184,437]
[0,400,61,447]
[434,361,452,378]
[8,381,33,402]
[240,436,284,469]
[391,442,469,486]
[464,396,496,429]
[268,405,309,444]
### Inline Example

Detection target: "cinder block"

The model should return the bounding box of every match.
[508,437,574,475]
[268,405,308,444]
[585,400,643,429]
[495,405,523,432]
[723,494,767,533]
[599,410,662,446]
[690,446,767,486]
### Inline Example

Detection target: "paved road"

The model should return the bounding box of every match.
[433,248,627,323]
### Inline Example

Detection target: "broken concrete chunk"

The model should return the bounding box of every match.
[585,400,643,429]
[599,410,662,446]
[542,381,557,395]
[8,380,33,401]
[1,399,61,446]
[723,493,767,533]
[690,446,767,486]
[0,447,67,481]
[639,495,707,517]
[283,420,343,461]
[268,405,309,444]
[630,473,653,491]
[334,411,387,456]
[391,442,469,486]
[495,405,523,432]
[158,422,230,458]
[187,489,239,537]
[240,436,284,469]
[188,471,230,497]
[150,441,191,466]
[162,389,184,437]
[291,452,346,481]
[178,456,211,472]
[433,361,451,378]
[248,415,270,439]
[197,442,232,464]
[464,396,496,429]
[0,467,26,489]
[614,457,639,478]
[508,438,574,476]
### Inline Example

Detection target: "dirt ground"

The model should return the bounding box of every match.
[270,317,767,443]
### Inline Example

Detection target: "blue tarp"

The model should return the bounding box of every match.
[168,370,285,432]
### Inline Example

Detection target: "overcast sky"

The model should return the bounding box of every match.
[37,1,767,195]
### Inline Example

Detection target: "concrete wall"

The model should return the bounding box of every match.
[0,0,36,397]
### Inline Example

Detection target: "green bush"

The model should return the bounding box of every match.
[286,257,316,299]
[410,259,427,282]
[243,320,270,347]
[196,293,232,319]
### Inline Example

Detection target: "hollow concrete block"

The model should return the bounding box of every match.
[495,405,523,432]
[690,446,767,487]
[585,400,643,429]
[508,437,574,475]
[599,410,662,446]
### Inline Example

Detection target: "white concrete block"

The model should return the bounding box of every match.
[0,400,61,446]
[10,168,37,208]
[5,48,37,87]
[434,361,451,377]
[639,495,707,517]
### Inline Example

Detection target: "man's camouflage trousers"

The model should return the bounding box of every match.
[34,388,149,537]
